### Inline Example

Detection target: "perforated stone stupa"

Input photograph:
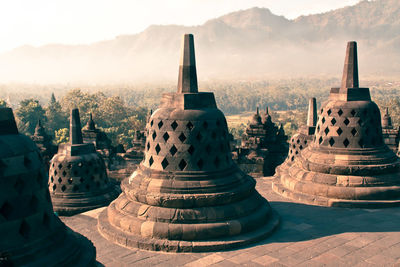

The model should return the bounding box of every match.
[48,108,120,215]
[381,108,400,153]
[97,34,279,252]
[273,42,400,208]
[286,97,317,163]
[0,108,96,266]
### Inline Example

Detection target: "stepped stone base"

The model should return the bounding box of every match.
[273,163,400,208]
[97,207,279,252]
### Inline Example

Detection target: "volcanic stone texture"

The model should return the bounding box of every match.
[49,109,120,216]
[273,42,400,208]
[98,34,279,252]
[0,108,96,266]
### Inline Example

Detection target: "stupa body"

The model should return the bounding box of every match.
[0,108,96,266]
[273,42,400,208]
[98,34,279,252]
[236,107,288,177]
[381,108,400,153]
[48,109,120,215]
[286,98,317,163]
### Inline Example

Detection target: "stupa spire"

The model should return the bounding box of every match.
[177,34,198,93]
[69,108,83,144]
[307,97,317,127]
[340,41,359,90]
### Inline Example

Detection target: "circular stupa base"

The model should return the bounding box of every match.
[52,185,121,216]
[273,164,400,209]
[97,208,279,253]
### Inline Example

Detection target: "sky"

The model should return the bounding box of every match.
[0,0,361,53]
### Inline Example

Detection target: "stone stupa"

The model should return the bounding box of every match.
[98,34,279,252]
[273,41,400,208]
[0,108,96,266]
[286,97,317,163]
[48,108,120,215]
[381,107,400,153]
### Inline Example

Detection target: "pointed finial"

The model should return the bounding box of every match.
[386,107,389,115]
[0,108,18,135]
[307,97,317,127]
[177,34,198,93]
[341,41,359,90]
[34,119,45,136]
[70,108,83,144]
[266,106,269,115]
[256,107,259,115]
[86,113,96,131]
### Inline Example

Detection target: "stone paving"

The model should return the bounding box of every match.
[61,177,400,267]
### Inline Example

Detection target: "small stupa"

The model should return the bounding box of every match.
[381,107,400,153]
[31,119,57,169]
[48,108,120,215]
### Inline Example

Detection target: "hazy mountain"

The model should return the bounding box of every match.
[0,0,399,83]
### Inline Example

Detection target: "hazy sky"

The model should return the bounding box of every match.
[0,0,361,53]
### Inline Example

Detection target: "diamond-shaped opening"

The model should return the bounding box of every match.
[196,132,202,141]
[299,145,303,150]
[50,176,54,182]
[178,133,186,142]
[62,171,67,177]
[343,138,350,148]
[61,185,66,192]
[54,170,58,176]
[67,163,72,169]
[211,131,217,140]
[197,159,204,170]
[58,163,62,169]
[304,140,308,145]
[351,128,357,136]
[68,177,73,184]
[163,132,170,142]
[186,121,194,130]
[14,178,25,194]
[328,138,335,147]
[293,144,296,149]
[206,144,212,154]
[161,158,169,169]
[147,142,150,151]
[324,127,330,135]
[149,156,154,166]
[170,145,177,156]
[178,159,187,171]
[158,120,163,129]
[152,132,157,140]
[291,156,295,161]
[321,117,326,124]
[327,109,332,115]
[338,109,343,116]
[155,144,161,155]
[203,121,208,129]
[52,184,56,191]
[188,145,195,155]
[171,121,178,131]
[19,220,30,239]
[321,108,324,114]
[331,118,337,125]
[319,136,323,144]
[317,125,320,132]
[150,120,154,126]
[344,118,350,126]
[297,139,300,144]
[43,212,50,228]
[295,151,299,155]
[214,157,220,168]
[351,109,356,116]
[0,202,13,219]
[57,177,62,183]
[337,128,343,136]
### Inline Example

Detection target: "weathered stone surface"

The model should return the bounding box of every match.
[49,108,120,216]
[0,107,96,266]
[381,108,400,153]
[98,34,279,252]
[235,107,288,177]
[273,42,400,208]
